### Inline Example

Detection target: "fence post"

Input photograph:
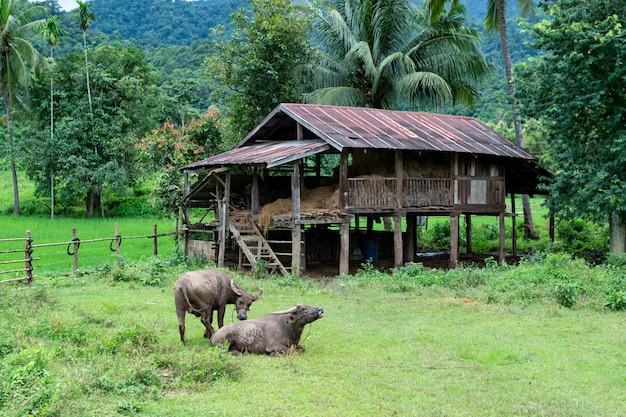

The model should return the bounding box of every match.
[72,228,79,274]
[25,230,33,284]
[153,224,158,257]
[114,223,120,267]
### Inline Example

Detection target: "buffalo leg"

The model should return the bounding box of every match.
[217,306,226,329]
[201,309,215,338]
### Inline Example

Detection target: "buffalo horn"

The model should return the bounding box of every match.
[270,305,299,315]
[230,279,243,296]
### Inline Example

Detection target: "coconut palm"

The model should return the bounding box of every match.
[303,0,492,110]
[75,0,96,124]
[40,15,65,219]
[426,0,539,238]
[0,0,47,216]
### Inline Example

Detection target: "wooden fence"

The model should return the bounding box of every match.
[0,224,178,285]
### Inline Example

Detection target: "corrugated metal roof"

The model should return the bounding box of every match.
[183,104,537,171]
[272,104,533,159]
[183,139,330,171]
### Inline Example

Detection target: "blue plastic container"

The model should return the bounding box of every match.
[362,238,379,261]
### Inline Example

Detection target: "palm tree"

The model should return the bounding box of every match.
[0,0,47,216]
[426,0,539,238]
[40,16,65,219]
[75,0,96,124]
[303,0,492,110]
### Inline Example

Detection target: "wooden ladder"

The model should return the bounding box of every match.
[229,216,289,276]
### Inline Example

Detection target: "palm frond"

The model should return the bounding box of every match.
[303,86,368,107]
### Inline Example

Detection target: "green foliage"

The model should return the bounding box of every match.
[604,275,626,311]
[517,0,626,223]
[207,0,313,140]
[304,0,492,110]
[136,108,225,216]
[554,218,608,263]
[23,44,162,217]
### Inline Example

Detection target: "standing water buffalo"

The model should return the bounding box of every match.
[210,304,324,355]
[174,269,262,344]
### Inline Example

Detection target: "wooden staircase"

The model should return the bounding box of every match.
[229,216,289,276]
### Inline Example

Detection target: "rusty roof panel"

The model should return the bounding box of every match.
[183,139,330,171]
[275,104,533,160]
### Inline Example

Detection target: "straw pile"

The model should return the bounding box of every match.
[257,184,341,232]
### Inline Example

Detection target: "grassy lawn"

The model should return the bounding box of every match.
[1,263,624,417]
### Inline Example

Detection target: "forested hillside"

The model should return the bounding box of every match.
[33,0,537,123]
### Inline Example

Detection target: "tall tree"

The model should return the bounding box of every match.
[74,0,95,124]
[40,15,65,219]
[24,45,160,217]
[303,0,492,109]
[427,0,538,238]
[207,0,313,142]
[0,0,47,216]
[517,0,626,252]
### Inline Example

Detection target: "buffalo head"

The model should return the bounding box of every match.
[231,279,263,321]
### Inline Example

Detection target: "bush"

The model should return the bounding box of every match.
[555,218,608,263]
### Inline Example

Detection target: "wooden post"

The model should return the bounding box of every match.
[183,172,190,224]
[339,149,349,209]
[449,213,459,268]
[549,215,555,242]
[113,223,120,267]
[72,228,79,274]
[340,221,350,276]
[153,224,158,257]
[465,214,472,254]
[292,162,302,276]
[251,167,259,215]
[25,230,33,284]
[499,212,506,262]
[394,151,404,267]
[511,194,517,256]
[394,213,403,267]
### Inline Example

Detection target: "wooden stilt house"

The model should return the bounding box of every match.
[180,104,548,276]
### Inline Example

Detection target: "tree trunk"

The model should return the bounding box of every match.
[87,189,95,217]
[496,0,539,239]
[82,31,93,124]
[610,211,626,253]
[3,86,19,216]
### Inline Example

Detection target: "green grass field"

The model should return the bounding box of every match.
[1,258,624,416]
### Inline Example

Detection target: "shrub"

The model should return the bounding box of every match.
[605,275,626,311]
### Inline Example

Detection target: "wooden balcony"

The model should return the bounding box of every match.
[346,177,453,210]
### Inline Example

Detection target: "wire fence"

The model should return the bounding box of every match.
[0,224,179,284]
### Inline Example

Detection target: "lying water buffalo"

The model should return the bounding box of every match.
[210,304,324,355]
[174,269,262,344]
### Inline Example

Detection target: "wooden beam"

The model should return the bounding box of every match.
[291,162,302,276]
[394,213,403,267]
[340,221,350,276]
[339,149,349,208]
[499,212,506,262]
[511,194,517,256]
[251,167,259,215]
[449,213,459,268]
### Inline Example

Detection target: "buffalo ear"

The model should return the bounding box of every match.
[230,279,243,296]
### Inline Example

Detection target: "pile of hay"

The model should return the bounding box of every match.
[257,184,340,232]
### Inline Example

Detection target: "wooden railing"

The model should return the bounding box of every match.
[347,177,452,209]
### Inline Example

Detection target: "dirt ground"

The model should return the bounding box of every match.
[303,252,522,280]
